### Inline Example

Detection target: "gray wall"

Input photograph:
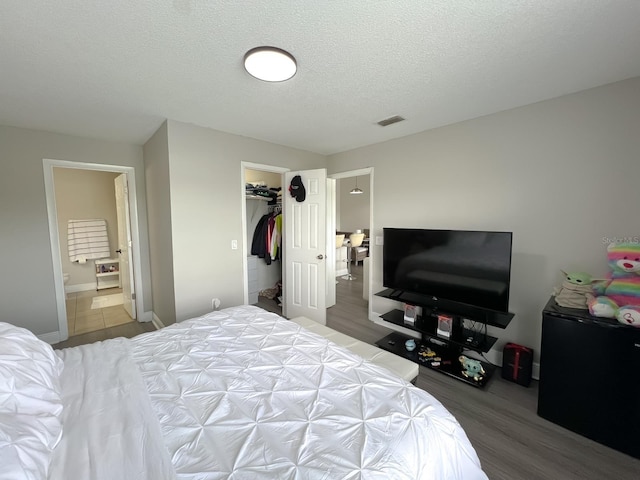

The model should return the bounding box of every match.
[337,175,370,233]
[53,168,119,287]
[143,121,176,325]
[150,120,325,322]
[0,125,153,336]
[327,77,640,363]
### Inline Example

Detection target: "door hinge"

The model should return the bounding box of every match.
[131,293,136,300]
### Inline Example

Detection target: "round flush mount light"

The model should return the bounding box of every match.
[244,46,297,82]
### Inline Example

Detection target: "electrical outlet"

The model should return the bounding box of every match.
[231,240,238,250]
[211,298,221,310]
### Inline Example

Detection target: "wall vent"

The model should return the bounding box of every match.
[377,115,405,127]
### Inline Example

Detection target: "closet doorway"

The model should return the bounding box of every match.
[241,162,289,316]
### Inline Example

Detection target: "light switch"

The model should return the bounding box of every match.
[231,240,238,250]
[375,236,384,246]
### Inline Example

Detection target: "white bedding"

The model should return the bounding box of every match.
[43,305,487,479]
[50,339,175,480]
[128,305,487,479]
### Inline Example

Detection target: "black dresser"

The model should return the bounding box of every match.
[538,297,640,459]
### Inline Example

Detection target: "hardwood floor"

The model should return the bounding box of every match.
[325,265,640,480]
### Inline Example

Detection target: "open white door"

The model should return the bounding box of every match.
[115,174,136,319]
[283,169,327,325]
[326,178,337,308]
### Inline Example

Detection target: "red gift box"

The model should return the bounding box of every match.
[502,343,533,387]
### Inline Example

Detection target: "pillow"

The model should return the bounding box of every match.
[0,322,64,480]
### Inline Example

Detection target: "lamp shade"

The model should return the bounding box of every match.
[350,176,363,194]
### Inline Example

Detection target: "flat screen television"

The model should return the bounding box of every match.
[383,228,513,313]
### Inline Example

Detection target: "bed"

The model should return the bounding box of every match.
[0,305,488,480]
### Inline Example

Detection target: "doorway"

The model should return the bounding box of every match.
[44,159,146,342]
[328,168,374,321]
[241,162,289,316]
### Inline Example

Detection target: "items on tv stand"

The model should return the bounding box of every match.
[374,288,515,388]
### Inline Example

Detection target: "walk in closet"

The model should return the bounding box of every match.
[245,168,283,312]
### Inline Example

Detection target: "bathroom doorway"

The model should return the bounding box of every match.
[44,159,146,342]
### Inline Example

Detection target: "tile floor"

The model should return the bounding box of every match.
[66,287,134,336]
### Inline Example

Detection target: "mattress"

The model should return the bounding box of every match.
[128,305,487,479]
[10,305,487,479]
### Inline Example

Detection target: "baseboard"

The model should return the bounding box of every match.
[38,331,61,345]
[65,282,96,293]
[336,268,349,277]
[151,313,165,330]
[138,311,153,323]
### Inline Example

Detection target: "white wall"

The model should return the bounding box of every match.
[53,168,119,287]
[327,77,640,363]
[164,120,325,322]
[0,125,153,336]
[143,121,176,325]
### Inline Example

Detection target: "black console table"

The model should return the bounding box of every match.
[374,288,514,388]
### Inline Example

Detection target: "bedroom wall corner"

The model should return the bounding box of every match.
[144,121,177,325]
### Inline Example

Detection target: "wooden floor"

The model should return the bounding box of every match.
[325,265,640,480]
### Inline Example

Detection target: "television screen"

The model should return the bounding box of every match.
[383,228,513,313]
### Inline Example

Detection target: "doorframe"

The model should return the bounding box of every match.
[43,158,147,342]
[328,167,374,320]
[240,161,290,308]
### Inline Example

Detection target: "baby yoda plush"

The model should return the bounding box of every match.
[553,271,594,309]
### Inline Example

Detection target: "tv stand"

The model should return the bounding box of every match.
[374,288,514,388]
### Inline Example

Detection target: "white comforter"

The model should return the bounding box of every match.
[50,339,175,480]
[128,305,487,480]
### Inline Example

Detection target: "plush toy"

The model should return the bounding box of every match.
[553,271,594,309]
[587,242,640,327]
[459,355,485,381]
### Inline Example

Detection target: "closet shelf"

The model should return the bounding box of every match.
[246,194,272,201]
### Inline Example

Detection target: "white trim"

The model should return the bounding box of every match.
[240,161,291,306]
[152,313,165,330]
[43,158,147,343]
[38,331,61,345]
[139,311,153,323]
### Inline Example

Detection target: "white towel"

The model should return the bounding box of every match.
[68,219,110,262]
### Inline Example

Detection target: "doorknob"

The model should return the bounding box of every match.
[116,249,122,254]
[317,254,324,260]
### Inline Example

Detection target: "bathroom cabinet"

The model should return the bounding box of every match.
[95,258,121,290]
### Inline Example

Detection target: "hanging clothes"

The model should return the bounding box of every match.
[251,214,272,265]
[270,213,282,261]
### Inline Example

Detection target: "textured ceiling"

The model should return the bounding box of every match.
[1,1,639,155]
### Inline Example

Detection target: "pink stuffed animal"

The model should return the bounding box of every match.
[587,242,640,326]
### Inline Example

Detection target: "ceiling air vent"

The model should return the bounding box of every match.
[377,115,405,127]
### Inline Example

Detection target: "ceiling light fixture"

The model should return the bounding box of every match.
[244,46,297,82]
[350,177,364,195]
